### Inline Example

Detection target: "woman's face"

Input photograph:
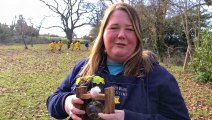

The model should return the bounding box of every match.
[103,10,138,63]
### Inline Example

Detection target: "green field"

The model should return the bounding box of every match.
[0,44,211,120]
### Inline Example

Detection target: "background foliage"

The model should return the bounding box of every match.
[191,29,212,82]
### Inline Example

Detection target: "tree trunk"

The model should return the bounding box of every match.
[181,0,192,71]
[65,28,73,49]
[197,2,201,47]
[156,38,165,62]
[30,36,33,47]
[154,0,169,62]
[22,34,28,49]
[183,46,191,70]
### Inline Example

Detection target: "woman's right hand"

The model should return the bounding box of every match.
[64,95,85,120]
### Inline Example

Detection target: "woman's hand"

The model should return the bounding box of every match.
[98,110,125,120]
[64,95,85,120]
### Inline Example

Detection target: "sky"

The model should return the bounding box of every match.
[0,0,91,38]
[0,0,211,37]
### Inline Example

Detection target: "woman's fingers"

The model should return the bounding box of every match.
[71,97,84,104]
[69,107,85,120]
[71,107,85,115]
[98,113,115,120]
[70,113,82,120]
[98,110,124,120]
[65,95,85,120]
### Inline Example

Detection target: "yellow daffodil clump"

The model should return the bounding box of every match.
[76,75,105,85]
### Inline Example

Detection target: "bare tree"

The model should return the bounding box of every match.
[172,0,211,70]
[39,0,95,47]
[27,18,44,47]
[87,3,104,39]
[33,17,46,44]
[204,0,212,5]
[135,0,171,61]
[15,15,28,49]
[190,0,211,46]
[178,0,193,70]
[27,19,35,47]
[10,16,17,36]
[88,0,120,39]
[154,0,171,61]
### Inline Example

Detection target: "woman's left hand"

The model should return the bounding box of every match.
[98,110,124,120]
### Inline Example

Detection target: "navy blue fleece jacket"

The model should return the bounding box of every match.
[47,58,190,120]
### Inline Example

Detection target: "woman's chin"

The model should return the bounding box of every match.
[111,53,129,62]
[116,51,129,56]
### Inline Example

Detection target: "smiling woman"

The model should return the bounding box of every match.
[103,9,138,63]
[46,2,190,120]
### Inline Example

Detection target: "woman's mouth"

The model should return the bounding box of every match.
[116,43,126,47]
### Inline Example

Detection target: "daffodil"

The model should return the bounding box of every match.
[76,75,105,85]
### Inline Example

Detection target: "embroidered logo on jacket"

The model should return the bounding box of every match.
[114,86,128,96]
[114,96,120,104]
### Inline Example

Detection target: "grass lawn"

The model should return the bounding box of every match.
[0,44,211,120]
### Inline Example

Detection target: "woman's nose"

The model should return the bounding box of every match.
[117,29,126,39]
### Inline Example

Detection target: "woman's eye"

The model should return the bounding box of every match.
[126,28,134,31]
[110,27,119,30]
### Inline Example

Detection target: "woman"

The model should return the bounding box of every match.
[47,2,190,120]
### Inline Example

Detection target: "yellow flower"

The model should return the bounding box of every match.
[76,77,82,85]
[75,75,105,85]
[93,76,105,84]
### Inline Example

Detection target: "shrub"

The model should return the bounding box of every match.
[191,29,212,82]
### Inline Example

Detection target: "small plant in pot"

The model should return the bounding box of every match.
[76,75,105,120]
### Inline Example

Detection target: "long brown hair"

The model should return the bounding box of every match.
[80,2,154,77]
